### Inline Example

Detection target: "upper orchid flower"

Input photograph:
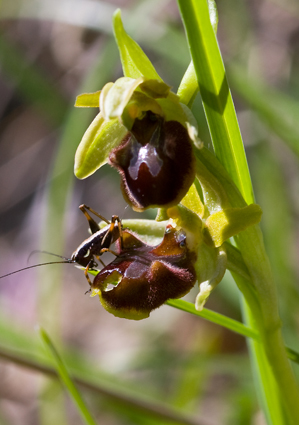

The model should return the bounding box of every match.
[74,10,200,211]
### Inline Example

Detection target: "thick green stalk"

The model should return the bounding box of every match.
[177,0,299,422]
[195,147,299,423]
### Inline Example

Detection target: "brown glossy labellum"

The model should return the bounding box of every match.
[109,111,196,211]
[91,224,197,320]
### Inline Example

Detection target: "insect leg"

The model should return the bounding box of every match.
[84,261,93,286]
[112,215,123,250]
[100,248,118,257]
[96,255,106,268]
[79,204,109,234]
[101,215,122,249]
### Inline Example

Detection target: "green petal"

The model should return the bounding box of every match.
[195,246,227,311]
[75,90,101,107]
[156,98,188,126]
[113,9,162,80]
[74,112,127,179]
[101,77,145,120]
[205,204,263,247]
[126,91,163,115]
[101,77,171,129]
[139,79,171,98]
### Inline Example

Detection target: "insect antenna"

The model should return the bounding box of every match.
[27,250,71,263]
[0,260,76,281]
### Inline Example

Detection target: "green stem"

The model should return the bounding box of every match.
[167,300,299,366]
[194,147,299,423]
[167,299,259,340]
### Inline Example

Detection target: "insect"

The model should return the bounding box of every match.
[70,204,122,284]
[0,205,122,283]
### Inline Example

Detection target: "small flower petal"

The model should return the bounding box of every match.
[75,90,101,108]
[195,246,227,310]
[139,79,171,98]
[101,77,145,120]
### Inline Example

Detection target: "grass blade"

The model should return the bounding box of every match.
[177,0,253,204]
[40,328,98,425]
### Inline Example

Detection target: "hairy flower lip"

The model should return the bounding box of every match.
[109,111,196,211]
[90,226,197,320]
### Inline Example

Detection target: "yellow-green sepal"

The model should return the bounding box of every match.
[74,112,127,179]
[156,98,190,127]
[113,9,162,80]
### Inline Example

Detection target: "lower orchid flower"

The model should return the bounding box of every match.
[90,224,197,320]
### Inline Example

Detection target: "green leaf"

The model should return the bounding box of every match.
[0,326,205,425]
[112,9,162,80]
[208,0,218,33]
[177,62,199,107]
[177,0,253,204]
[177,0,217,107]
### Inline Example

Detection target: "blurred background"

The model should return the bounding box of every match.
[0,0,299,424]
